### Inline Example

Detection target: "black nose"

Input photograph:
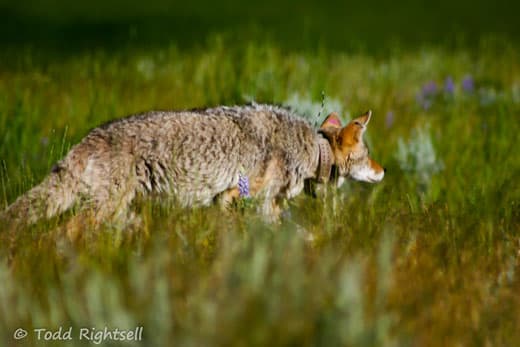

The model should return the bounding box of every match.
[384,168,387,173]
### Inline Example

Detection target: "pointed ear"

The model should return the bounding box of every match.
[339,110,373,146]
[318,112,342,143]
[351,110,372,128]
[320,112,343,130]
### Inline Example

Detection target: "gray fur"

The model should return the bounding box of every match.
[3,104,322,226]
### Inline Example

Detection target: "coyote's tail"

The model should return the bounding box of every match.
[1,168,79,229]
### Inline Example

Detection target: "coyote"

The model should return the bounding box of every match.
[2,104,385,228]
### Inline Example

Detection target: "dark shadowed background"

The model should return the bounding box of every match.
[1,0,519,52]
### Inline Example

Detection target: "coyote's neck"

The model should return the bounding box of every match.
[316,136,334,183]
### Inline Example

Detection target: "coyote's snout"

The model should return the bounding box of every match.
[2,104,384,229]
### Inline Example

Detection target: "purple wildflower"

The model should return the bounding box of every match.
[385,111,394,128]
[238,172,250,198]
[416,81,438,110]
[444,76,455,95]
[462,75,474,93]
[422,81,438,96]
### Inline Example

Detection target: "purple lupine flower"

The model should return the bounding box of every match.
[444,76,455,95]
[462,75,474,93]
[422,81,438,96]
[385,111,394,128]
[416,81,438,110]
[238,172,250,198]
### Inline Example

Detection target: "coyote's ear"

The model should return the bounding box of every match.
[339,110,373,146]
[351,110,372,128]
[320,112,343,129]
[318,112,342,143]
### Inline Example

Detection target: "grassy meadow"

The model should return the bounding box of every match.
[0,2,520,346]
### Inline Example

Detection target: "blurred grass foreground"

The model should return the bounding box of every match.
[0,1,519,346]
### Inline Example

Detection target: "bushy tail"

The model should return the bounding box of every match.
[1,169,79,229]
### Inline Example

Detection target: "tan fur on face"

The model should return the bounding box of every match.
[368,157,385,175]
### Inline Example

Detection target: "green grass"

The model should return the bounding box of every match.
[0,36,519,346]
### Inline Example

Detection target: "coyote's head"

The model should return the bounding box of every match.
[319,110,385,184]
